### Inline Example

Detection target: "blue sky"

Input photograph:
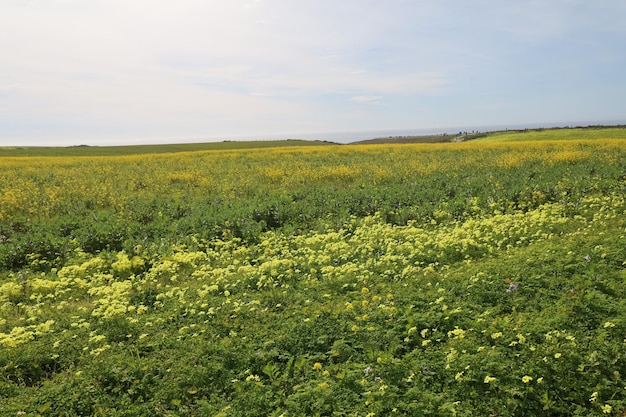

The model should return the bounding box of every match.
[1,0,625,146]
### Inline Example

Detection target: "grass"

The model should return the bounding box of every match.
[472,125,626,142]
[0,139,335,157]
[2,126,625,156]
[0,128,625,416]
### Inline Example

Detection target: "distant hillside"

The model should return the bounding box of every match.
[0,139,337,157]
[471,125,626,142]
[351,132,487,144]
[350,124,626,144]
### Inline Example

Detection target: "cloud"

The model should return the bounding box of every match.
[3,1,451,102]
[350,95,383,104]
[243,0,263,10]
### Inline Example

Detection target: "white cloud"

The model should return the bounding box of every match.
[350,95,383,104]
[243,0,263,10]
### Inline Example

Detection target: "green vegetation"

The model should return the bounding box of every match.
[352,133,462,144]
[0,139,333,157]
[473,126,626,142]
[1,129,625,416]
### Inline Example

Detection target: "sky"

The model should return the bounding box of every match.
[1,0,625,146]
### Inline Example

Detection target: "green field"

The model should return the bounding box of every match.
[0,139,333,157]
[1,127,625,416]
[472,125,626,142]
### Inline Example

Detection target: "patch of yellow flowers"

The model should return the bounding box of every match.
[1,139,623,222]
[0,192,622,352]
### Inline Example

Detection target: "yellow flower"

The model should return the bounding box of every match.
[601,404,612,414]
[522,375,533,384]
[313,362,323,371]
[484,376,496,384]
[448,327,466,339]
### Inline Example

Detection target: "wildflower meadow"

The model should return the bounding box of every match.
[1,127,625,416]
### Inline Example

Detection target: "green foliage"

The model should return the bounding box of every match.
[474,126,626,142]
[0,139,333,157]
[1,132,626,416]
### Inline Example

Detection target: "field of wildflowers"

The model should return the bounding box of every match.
[1,128,625,416]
